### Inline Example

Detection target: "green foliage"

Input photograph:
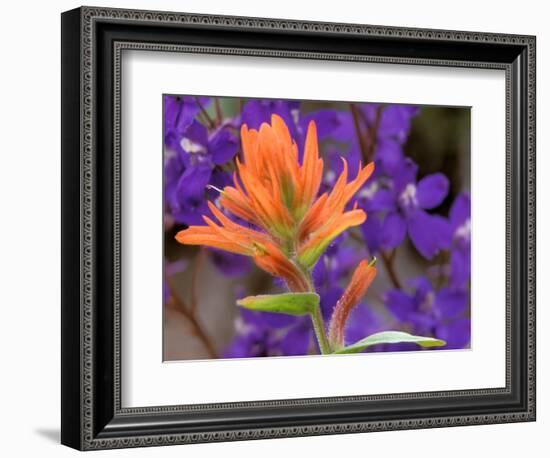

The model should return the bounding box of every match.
[333,331,446,354]
[237,292,320,316]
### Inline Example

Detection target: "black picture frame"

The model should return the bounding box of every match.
[61,6,536,450]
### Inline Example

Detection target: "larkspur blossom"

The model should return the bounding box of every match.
[385,276,470,349]
[361,158,451,259]
[448,193,471,289]
[164,95,251,277]
[240,99,340,157]
[328,103,420,177]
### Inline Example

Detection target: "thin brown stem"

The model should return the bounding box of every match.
[367,105,385,158]
[194,97,216,129]
[350,103,371,162]
[349,103,385,164]
[380,249,402,290]
[349,104,401,291]
[167,281,218,359]
[214,98,223,125]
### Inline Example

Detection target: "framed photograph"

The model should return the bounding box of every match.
[61,6,536,450]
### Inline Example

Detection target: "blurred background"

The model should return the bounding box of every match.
[163,95,471,361]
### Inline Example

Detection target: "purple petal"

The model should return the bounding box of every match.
[365,188,397,212]
[391,157,418,193]
[375,139,404,176]
[435,287,468,320]
[416,173,450,209]
[179,96,211,131]
[408,311,437,330]
[327,148,361,185]
[239,308,295,334]
[301,109,340,139]
[450,193,471,228]
[164,154,185,203]
[208,249,251,277]
[377,104,420,143]
[241,99,298,140]
[181,120,208,153]
[223,336,251,358]
[385,289,416,321]
[170,199,210,226]
[381,212,407,249]
[169,162,213,225]
[361,216,383,254]
[208,128,238,165]
[450,247,471,289]
[164,96,182,132]
[175,161,212,200]
[407,210,450,259]
[281,324,311,356]
[240,308,265,326]
[329,112,355,144]
[410,276,433,303]
[319,287,344,320]
[436,318,471,349]
[333,246,363,278]
[312,254,329,288]
[345,303,385,346]
[260,312,297,329]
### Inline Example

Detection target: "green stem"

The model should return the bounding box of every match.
[310,305,331,354]
[292,263,331,354]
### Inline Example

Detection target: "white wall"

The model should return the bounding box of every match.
[0,0,545,456]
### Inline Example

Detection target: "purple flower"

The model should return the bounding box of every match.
[164,108,239,226]
[164,95,252,278]
[168,159,211,225]
[164,95,211,154]
[224,307,314,358]
[279,319,314,356]
[344,303,387,350]
[240,99,299,133]
[224,309,284,358]
[370,104,420,142]
[385,276,470,349]
[365,103,420,175]
[179,120,239,166]
[240,99,340,158]
[435,318,471,349]
[330,103,420,176]
[362,158,451,259]
[448,193,471,288]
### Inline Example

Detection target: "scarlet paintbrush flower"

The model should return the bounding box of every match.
[175,114,374,292]
[328,259,377,349]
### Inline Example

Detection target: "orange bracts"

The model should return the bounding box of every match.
[328,259,377,349]
[175,114,374,291]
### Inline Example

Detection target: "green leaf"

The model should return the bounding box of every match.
[237,292,320,316]
[333,331,446,354]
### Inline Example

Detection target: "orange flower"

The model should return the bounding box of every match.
[175,114,374,291]
[328,259,377,349]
